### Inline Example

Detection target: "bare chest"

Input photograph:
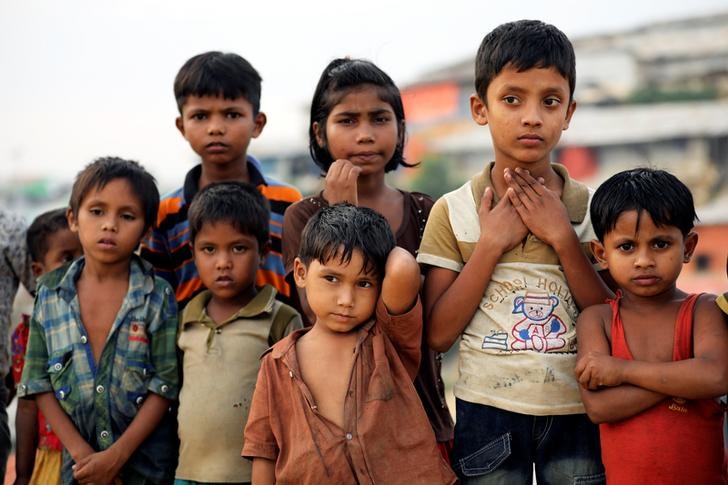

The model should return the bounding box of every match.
[619,306,681,362]
[77,283,126,363]
[298,349,356,429]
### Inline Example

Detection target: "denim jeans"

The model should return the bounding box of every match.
[453,399,605,485]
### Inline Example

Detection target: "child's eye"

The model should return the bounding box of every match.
[357,280,374,289]
[618,242,634,251]
[232,245,248,254]
[323,275,338,283]
[89,208,103,216]
[61,252,76,263]
[503,96,520,105]
[226,112,242,119]
[200,246,215,254]
[374,115,391,124]
[336,117,355,125]
[544,97,561,107]
[653,240,670,249]
[121,213,136,221]
[191,113,207,121]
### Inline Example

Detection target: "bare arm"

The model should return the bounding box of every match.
[505,168,611,310]
[578,295,728,400]
[252,458,276,485]
[72,393,171,483]
[35,392,95,462]
[13,399,39,485]
[424,187,527,352]
[381,247,420,315]
[575,306,665,423]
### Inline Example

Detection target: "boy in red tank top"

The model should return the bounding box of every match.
[575,168,727,484]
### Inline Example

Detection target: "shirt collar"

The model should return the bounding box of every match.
[181,284,278,328]
[472,162,589,224]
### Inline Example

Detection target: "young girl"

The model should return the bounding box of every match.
[281,58,454,458]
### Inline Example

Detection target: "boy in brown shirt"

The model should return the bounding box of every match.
[243,204,455,484]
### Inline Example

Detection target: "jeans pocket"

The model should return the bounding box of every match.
[574,471,606,484]
[459,432,511,477]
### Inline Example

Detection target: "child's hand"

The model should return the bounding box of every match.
[575,351,626,390]
[504,168,572,247]
[478,186,529,253]
[72,447,124,485]
[323,159,361,205]
[381,247,421,315]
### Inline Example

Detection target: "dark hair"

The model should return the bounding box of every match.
[69,157,160,234]
[590,168,697,241]
[188,181,270,249]
[298,203,394,279]
[174,51,262,114]
[309,58,413,173]
[26,208,70,263]
[475,20,576,101]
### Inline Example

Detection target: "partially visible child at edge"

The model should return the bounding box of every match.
[141,51,302,310]
[244,204,456,484]
[575,168,728,484]
[719,256,728,465]
[417,20,611,483]
[174,181,302,485]
[281,57,454,456]
[12,208,82,485]
[18,157,179,485]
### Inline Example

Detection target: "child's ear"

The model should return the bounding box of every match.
[562,100,577,131]
[470,93,488,126]
[292,258,308,288]
[31,262,45,278]
[66,208,79,233]
[175,116,186,138]
[683,232,699,263]
[252,112,267,139]
[312,121,326,148]
[590,240,608,270]
[259,241,271,266]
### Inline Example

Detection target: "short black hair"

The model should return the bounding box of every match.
[475,20,576,101]
[69,157,160,234]
[298,203,394,279]
[309,58,413,173]
[174,51,262,114]
[188,181,270,250]
[590,168,697,241]
[26,208,70,263]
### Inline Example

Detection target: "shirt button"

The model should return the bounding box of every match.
[135,396,144,405]
[80,335,88,344]
[100,430,109,439]
[160,384,169,393]
[345,433,353,441]
[57,390,65,399]
[53,363,62,371]
[96,385,105,394]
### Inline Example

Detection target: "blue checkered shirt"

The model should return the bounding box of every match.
[19,256,179,484]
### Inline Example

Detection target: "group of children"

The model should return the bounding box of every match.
[4,17,726,485]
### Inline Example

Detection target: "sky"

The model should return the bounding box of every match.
[1,0,727,189]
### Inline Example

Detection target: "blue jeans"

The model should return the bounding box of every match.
[453,399,605,484]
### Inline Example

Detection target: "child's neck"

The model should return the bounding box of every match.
[356,172,396,202]
[620,284,686,310]
[206,289,257,325]
[199,158,250,190]
[79,256,132,284]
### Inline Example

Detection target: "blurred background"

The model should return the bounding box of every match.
[2,1,728,480]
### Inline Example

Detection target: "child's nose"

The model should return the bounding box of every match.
[521,102,543,127]
[356,123,375,143]
[337,286,355,307]
[215,254,232,269]
[634,248,654,268]
[207,117,226,135]
[101,217,117,232]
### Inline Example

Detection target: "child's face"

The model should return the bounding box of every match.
[293,248,379,333]
[176,95,266,168]
[67,178,147,267]
[592,210,698,298]
[314,86,399,176]
[32,228,82,276]
[193,221,263,307]
[470,65,575,169]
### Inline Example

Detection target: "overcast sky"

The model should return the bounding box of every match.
[1,0,726,188]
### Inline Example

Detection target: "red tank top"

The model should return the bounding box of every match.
[600,293,726,484]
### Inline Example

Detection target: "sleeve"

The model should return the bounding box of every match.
[18,295,52,397]
[716,292,728,316]
[241,355,279,461]
[10,317,29,384]
[416,197,464,272]
[140,228,179,292]
[146,279,179,400]
[3,213,35,295]
[376,298,423,380]
[284,314,303,337]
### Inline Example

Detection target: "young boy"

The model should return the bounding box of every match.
[13,208,82,485]
[175,181,301,485]
[140,51,302,309]
[417,20,610,482]
[576,168,727,484]
[18,157,180,485]
[243,204,456,484]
